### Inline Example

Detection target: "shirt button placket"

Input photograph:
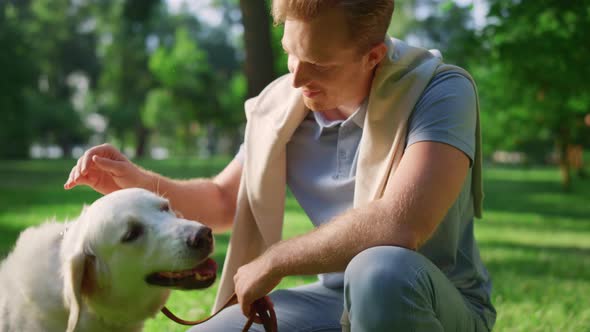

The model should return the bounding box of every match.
[336,125,349,179]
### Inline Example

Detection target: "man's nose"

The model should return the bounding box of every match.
[291,61,311,88]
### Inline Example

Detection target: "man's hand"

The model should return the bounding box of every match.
[64,143,150,195]
[234,254,283,317]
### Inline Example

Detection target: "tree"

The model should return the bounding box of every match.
[0,0,100,158]
[0,2,36,158]
[239,0,276,98]
[388,0,481,67]
[483,0,590,189]
[94,0,160,157]
[147,27,215,154]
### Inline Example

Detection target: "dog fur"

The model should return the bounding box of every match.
[0,188,214,332]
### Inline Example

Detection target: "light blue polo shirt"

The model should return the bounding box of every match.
[235,70,495,327]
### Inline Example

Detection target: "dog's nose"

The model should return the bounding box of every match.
[186,227,213,251]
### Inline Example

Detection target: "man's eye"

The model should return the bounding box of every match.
[121,223,144,243]
[312,63,330,72]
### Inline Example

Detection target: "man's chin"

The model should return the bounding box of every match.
[303,97,331,112]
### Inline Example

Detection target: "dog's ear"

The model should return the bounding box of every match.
[63,250,89,332]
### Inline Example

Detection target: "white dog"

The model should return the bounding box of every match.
[0,188,217,332]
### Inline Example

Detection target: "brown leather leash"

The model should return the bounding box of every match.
[161,293,278,332]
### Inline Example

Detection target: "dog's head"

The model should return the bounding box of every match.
[61,188,216,331]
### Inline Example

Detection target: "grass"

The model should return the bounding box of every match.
[1,159,589,331]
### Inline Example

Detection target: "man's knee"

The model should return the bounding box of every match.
[343,246,433,326]
[344,245,425,295]
[343,246,485,332]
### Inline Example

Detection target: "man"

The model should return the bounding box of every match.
[65,0,495,331]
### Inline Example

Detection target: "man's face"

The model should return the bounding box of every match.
[282,9,379,112]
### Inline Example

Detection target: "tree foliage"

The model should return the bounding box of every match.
[0,0,103,158]
[2,0,587,183]
[147,27,214,153]
[0,2,36,158]
[482,0,590,187]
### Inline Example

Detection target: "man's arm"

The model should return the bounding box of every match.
[234,141,469,313]
[142,157,243,233]
[268,141,469,272]
[65,143,242,233]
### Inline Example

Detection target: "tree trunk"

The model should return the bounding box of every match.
[135,124,149,158]
[557,130,571,191]
[206,124,218,156]
[239,0,276,98]
[59,141,72,159]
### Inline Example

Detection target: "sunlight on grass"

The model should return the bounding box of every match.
[1,160,589,331]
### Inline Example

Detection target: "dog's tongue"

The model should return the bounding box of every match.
[195,258,217,275]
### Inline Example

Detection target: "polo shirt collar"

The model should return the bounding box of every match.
[312,99,368,138]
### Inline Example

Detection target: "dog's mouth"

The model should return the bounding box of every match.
[145,258,217,290]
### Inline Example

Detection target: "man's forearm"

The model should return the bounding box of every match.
[263,142,469,279]
[140,170,235,232]
[265,197,416,278]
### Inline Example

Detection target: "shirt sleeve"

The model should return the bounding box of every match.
[406,71,477,165]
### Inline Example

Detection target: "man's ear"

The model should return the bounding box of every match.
[63,250,93,332]
[365,42,388,70]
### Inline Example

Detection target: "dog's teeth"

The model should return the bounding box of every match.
[160,271,192,278]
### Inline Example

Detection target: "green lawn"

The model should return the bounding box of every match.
[1,159,589,331]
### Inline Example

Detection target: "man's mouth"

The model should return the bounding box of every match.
[302,89,321,98]
[145,258,217,290]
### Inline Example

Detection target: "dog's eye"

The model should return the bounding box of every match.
[121,223,144,243]
[160,203,170,212]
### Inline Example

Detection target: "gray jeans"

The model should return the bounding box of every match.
[187,246,489,331]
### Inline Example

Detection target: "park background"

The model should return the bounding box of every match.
[0,0,589,331]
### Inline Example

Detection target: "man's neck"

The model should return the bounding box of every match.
[323,69,374,121]
[320,108,350,121]
[321,99,365,121]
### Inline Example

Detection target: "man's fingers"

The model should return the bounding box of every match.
[64,144,126,191]
[92,156,125,176]
[66,158,86,189]
[241,301,252,318]
[234,277,251,317]
[65,149,93,189]
[70,174,95,188]
[71,156,85,184]
[73,164,81,184]
[65,165,96,189]
[82,144,114,174]
[80,150,94,176]
[64,166,77,189]
[82,173,100,188]
[238,291,255,317]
